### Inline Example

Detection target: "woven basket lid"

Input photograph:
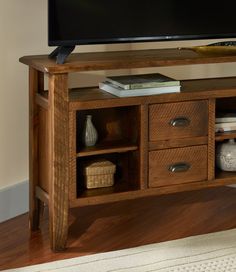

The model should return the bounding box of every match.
[86,160,113,168]
[84,159,116,175]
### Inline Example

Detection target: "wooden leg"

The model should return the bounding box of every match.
[29,199,40,231]
[29,68,41,231]
[48,73,69,251]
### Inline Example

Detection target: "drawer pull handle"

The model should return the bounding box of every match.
[168,163,191,173]
[170,117,190,127]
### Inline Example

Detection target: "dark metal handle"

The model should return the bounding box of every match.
[170,117,190,127]
[168,162,191,173]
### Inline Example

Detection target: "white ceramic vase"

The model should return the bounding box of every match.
[216,139,236,171]
[82,115,98,147]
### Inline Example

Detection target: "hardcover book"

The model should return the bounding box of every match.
[215,126,236,133]
[215,121,236,132]
[99,81,180,97]
[105,73,180,90]
[216,112,236,123]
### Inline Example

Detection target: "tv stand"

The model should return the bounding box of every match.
[49,45,75,64]
[20,48,236,251]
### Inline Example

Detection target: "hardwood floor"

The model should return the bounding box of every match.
[1,187,236,271]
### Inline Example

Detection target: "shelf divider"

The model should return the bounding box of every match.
[77,141,138,157]
[215,131,236,141]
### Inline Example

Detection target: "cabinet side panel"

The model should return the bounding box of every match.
[69,111,77,200]
[140,105,148,189]
[29,68,40,230]
[38,107,49,193]
[48,73,69,251]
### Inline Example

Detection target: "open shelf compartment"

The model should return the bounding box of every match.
[75,105,141,199]
[76,152,140,198]
[76,106,139,155]
[215,97,236,141]
[215,97,236,181]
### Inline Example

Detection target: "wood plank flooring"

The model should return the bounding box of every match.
[1,187,236,271]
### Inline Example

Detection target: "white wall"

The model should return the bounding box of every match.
[130,40,236,79]
[1,0,236,191]
[0,0,49,189]
[0,0,130,190]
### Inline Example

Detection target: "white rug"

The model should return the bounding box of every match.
[4,228,236,272]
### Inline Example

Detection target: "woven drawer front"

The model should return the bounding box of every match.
[149,100,208,141]
[149,145,207,187]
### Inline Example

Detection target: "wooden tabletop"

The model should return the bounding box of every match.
[19,48,236,74]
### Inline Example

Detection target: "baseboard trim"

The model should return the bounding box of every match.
[0,180,29,223]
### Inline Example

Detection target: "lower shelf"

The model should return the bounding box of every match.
[77,180,139,198]
[215,169,236,181]
[215,131,236,141]
[71,174,236,207]
[77,141,138,157]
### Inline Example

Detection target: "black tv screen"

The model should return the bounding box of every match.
[49,0,236,46]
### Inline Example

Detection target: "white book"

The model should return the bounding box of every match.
[99,81,180,97]
[216,113,236,123]
[105,73,180,90]
[215,122,236,128]
[215,126,236,133]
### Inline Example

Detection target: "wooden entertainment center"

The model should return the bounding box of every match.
[20,48,236,251]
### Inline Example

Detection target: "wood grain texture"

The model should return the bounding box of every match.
[48,73,70,251]
[19,48,236,74]
[71,175,236,207]
[208,99,215,180]
[76,107,139,151]
[77,142,138,157]
[77,180,138,198]
[21,51,236,253]
[76,151,140,199]
[38,107,49,193]
[149,100,208,141]
[215,131,236,141]
[139,105,148,189]
[38,71,44,93]
[149,136,208,150]
[36,93,49,109]
[68,78,236,111]
[2,187,236,271]
[29,68,41,230]
[69,111,77,200]
[149,145,208,187]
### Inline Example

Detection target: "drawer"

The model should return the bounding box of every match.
[149,100,208,141]
[149,145,207,187]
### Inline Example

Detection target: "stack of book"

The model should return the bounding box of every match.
[99,73,181,97]
[215,112,236,133]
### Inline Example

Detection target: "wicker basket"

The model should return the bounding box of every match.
[83,160,116,189]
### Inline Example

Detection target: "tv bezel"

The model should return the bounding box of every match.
[48,0,236,47]
[48,33,236,47]
[48,30,236,46]
[48,0,236,46]
[47,0,236,64]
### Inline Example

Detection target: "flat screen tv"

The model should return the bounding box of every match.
[48,0,236,63]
